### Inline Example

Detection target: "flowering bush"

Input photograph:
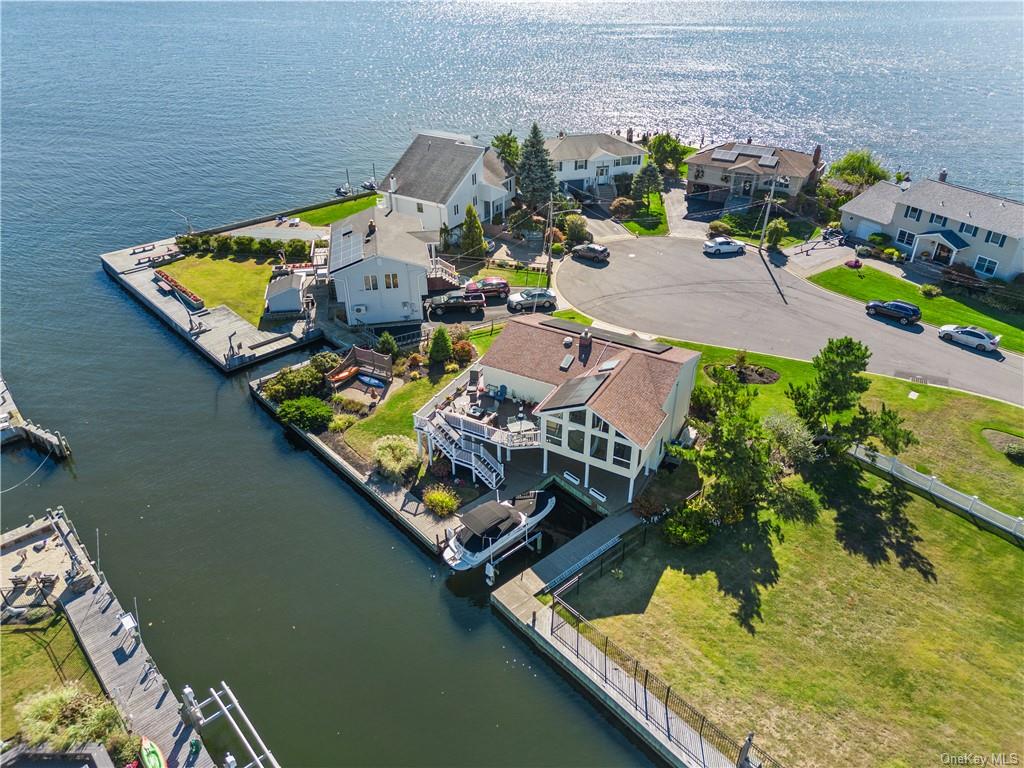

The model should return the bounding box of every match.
[154,269,203,307]
[422,485,460,517]
[444,362,460,374]
[452,340,475,366]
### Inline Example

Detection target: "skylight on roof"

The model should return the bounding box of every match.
[598,359,620,372]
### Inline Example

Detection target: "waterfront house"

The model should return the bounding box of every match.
[264,273,308,315]
[840,173,1024,280]
[684,140,823,208]
[328,209,432,325]
[414,315,700,509]
[544,132,647,200]
[381,131,516,232]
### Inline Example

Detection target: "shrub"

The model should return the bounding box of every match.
[763,412,819,468]
[211,234,233,255]
[764,217,790,249]
[919,283,943,298]
[551,242,565,256]
[284,238,309,263]
[175,234,200,253]
[867,232,892,246]
[444,362,460,374]
[372,435,419,481]
[707,219,732,236]
[329,414,358,433]
[1004,442,1024,465]
[106,732,142,765]
[452,340,475,366]
[233,235,256,256]
[18,683,124,751]
[392,360,408,378]
[428,326,454,363]
[257,238,276,257]
[663,501,713,547]
[429,457,452,480]
[563,214,590,243]
[609,197,635,218]
[546,227,565,243]
[331,394,365,413]
[422,484,460,517]
[407,352,425,368]
[262,365,324,402]
[408,370,422,381]
[827,220,841,229]
[376,331,400,359]
[277,396,333,432]
[689,384,715,421]
[309,351,341,374]
[448,323,471,343]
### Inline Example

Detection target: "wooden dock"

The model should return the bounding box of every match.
[51,512,216,768]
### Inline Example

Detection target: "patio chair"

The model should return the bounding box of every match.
[494,384,507,403]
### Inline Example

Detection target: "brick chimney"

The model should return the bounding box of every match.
[938,168,948,182]
[812,144,822,166]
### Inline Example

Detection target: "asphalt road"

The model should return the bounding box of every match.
[555,237,1024,405]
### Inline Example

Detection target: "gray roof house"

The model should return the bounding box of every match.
[544,132,647,198]
[840,174,1024,281]
[381,131,515,231]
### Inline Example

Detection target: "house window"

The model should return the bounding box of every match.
[632,155,642,165]
[694,167,704,180]
[545,420,563,447]
[958,222,978,237]
[574,159,587,171]
[929,213,948,227]
[590,413,609,433]
[503,179,513,192]
[568,410,586,426]
[567,429,585,454]
[975,256,998,276]
[589,435,608,462]
[453,204,459,216]
[556,161,563,172]
[613,158,622,167]
[363,275,379,291]
[471,173,477,185]
[384,273,399,289]
[903,206,922,221]
[612,442,632,469]
[985,230,1007,247]
[896,229,916,247]
[416,202,423,213]
[472,196,478,208]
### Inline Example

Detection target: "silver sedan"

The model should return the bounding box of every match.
[703,236,746,255]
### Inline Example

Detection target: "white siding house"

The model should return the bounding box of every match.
[328,209,432,326]
[381,132,515,231]
[840,175,1024,281]
[545,133,647,196]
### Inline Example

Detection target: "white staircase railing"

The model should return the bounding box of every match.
[421,412,504,489]
[427,256,461,286]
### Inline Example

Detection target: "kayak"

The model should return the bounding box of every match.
[139,737,167,768]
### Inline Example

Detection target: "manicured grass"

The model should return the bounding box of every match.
[160,254,273,326]
[661,339,1024,514]
[568,477,1024,767]
[472,266,549,287]
[809,264,1024,354]
[622,193,668,236]
[467,325,504,355]
[1,613,102,740]
[296,194,380,226]
[551,309,593,325]
[720,208,820,249]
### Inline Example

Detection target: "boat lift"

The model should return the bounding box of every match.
[483,528,543,587]
[182,681,280,768]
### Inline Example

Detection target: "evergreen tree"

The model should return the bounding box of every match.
[460,204,486,257]
[376,331,400,359]
[428,326,453,364]
[491,130,521,171]
[765,217,790,249]
[518,123,557,210]
[630,163,663,210]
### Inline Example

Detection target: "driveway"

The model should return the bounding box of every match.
[555,236,1024,405]
[663,185,725,239]
[582,206,635,244]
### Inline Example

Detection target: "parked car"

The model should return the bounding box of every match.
[507,287,556,312]
[938,324,1001,352]
[425,290,485,316]
[703,237,745,255]
[571,243,609,262]
[865,300,921,325]
[464,276,510,299]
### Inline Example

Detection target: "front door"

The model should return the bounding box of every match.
[596,165,609,180]
[933,243,954,265]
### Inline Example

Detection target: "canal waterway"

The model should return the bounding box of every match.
[3,3,1022,766]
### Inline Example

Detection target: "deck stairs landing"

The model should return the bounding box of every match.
[427,256,463,291]
[426,412,504,489]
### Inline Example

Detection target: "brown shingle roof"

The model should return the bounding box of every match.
[687,141,819,179]
[480,315,698,446]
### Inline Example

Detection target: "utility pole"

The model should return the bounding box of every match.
[544,193,555,289]
[757,174,778,255]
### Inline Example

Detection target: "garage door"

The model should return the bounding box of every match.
[855,219,879,240]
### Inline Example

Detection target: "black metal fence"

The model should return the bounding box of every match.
[549,544,786,768]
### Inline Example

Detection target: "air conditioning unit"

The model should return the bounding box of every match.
[353,305,368,315]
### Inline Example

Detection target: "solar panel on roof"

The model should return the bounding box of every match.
[711,149,739,162]
[541,373,609,411]
[757,156,779,167]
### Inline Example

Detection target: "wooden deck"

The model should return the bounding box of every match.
[52,514,216,768]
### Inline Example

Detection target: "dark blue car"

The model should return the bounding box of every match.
[865,300,922,325]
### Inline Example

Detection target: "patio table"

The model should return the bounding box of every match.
[506,420,536,434]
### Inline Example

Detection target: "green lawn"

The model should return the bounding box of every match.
[1,613,102,740]
[296,194,380,226]
[551,309,593,325]
[472,266,549,287]
[568,477,1024,768]
[720,208,820,249]
[809,264,1024,354]
[160,255,273,327]
[661,339,1024,514]
[622,193,668,236]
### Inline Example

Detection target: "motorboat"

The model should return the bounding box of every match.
[335,184,353,197]
[361,178,378,191]
[442,491,555,571]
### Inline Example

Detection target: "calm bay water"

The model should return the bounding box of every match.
[2,3,1022,766]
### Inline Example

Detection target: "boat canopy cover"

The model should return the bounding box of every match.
[462,501,515,536]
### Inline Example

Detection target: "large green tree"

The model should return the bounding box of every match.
[460,203,486,257]
[518,122,557,210]
[764,217,790,249]
[646,133,694,171]
[491,130,520,172]
[428,325,453,364]
[826,149,891,187]
[630,162,663,210]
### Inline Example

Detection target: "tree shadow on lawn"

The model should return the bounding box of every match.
[806,461,936,582]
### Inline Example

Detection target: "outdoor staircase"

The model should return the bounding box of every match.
[427,256,463,291]
[425,412,504,489]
